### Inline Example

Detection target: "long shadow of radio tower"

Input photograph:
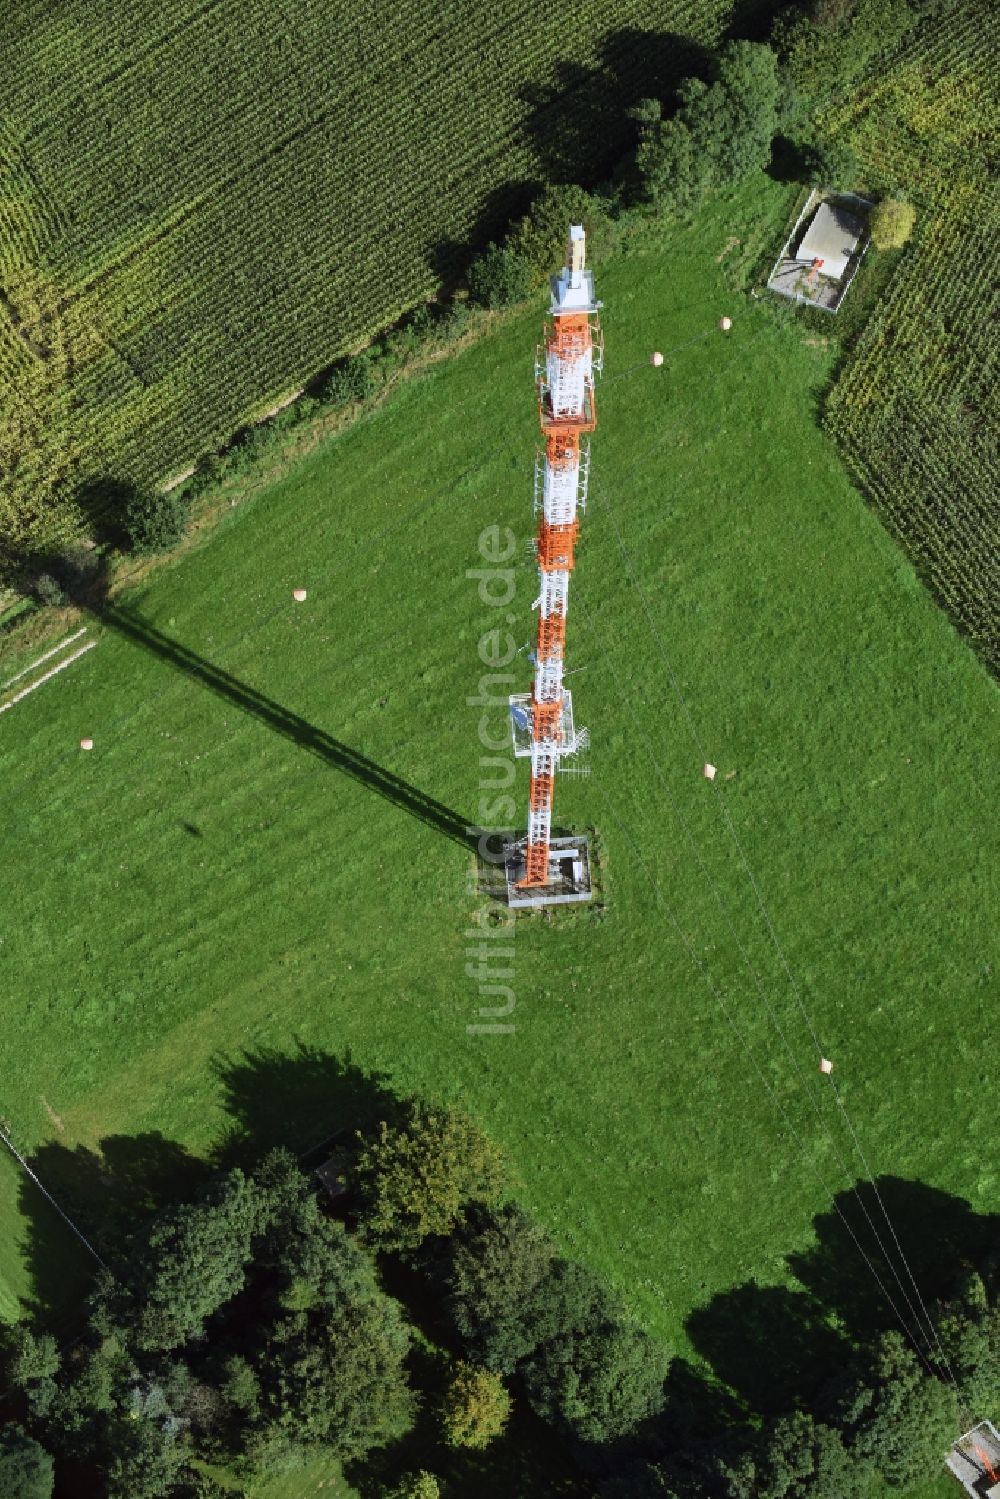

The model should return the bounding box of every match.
[98,600,477,852]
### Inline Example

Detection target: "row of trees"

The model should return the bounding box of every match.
[3,1095,997,1497]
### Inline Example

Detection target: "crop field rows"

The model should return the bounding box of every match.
[822,0,999,666]
[0,0,735,506]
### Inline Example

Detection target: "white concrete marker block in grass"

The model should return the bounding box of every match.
[293,588,307,602]
[820,1057,833,1074]
[650,351,664,366]
[719,316,732,331]
[80,738,93,751]
[703,763,717,780]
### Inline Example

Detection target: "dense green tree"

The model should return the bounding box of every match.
[439,1362,511,1449]
[0,1425,54,1499]
[1,1326,60,1418]
[936,1270,1000,1423]
[832,1331,957,1488]
[521,1313,669,1444]
[635,117,711,214]
[257,1294,414,1459]
[104,1412,189,1499]
[351,1100,507,1252]
[721,1411,874,1498]
[98,1170,260,1350]
[445,1203,562,1371]
[678,42,781,185]
[466,244,533,309]
[771,0,918,111]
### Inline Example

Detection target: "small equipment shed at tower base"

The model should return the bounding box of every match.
[503,836,593,908]
[946,1420,1000,1496]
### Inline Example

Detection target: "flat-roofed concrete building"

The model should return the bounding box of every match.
[797,202,866,281]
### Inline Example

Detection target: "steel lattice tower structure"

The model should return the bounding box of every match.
[504,225,602,908]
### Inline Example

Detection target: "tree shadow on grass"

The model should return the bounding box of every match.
[210,1040,401,1170]
[16,1131,208,1325]
[686,1177,999,1420]
[788,1176,999,1345]
[13,1046,403,1328]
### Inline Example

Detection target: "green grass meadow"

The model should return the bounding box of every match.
[0,179,995,1496]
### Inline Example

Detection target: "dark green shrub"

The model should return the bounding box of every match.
[124,486,189,555]
[321,351,379,406]
[466,244,533,309]
[799,135,860,189]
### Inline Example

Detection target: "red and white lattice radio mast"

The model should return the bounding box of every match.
[504,225,602,908]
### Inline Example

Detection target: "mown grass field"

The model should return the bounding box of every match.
[0,176,994,1495]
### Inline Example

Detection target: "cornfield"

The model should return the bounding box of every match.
[0,0,734,546]
[822,0,1000,667]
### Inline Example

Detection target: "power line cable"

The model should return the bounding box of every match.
[575,599,958,1381]
[584,774,940,1377]
[584,367,963,1392]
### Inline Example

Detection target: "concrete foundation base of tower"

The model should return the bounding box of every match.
[503,836,593,908]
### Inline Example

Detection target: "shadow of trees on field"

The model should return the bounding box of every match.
[685,1178,1000,1420]
[14,1044,405,1325]
[12,1035,1000,1475]
[519,29,714,188]
[210,1041,400,1170]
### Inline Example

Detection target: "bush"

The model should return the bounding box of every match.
[439,1363,511,1449]
[869,197,916,250]
[433,299,473,342]
[32,572,67,607]
[124,485,189,555]
[799,135,860,190]
[466,243,533,309]
[351,1100,507,1253]
[320,351,379,406]
[386,1473,440,1499]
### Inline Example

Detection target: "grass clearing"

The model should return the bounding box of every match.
[0,177,995,1493]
